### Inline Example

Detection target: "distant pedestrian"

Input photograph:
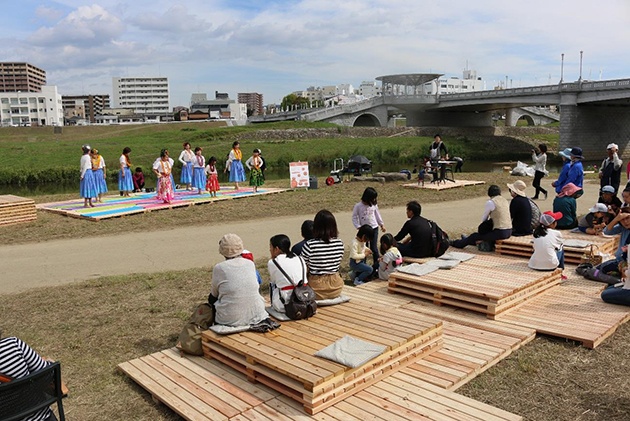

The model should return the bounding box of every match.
[453,157,464,173]
[531,144,548,200]
[599,143,623,194]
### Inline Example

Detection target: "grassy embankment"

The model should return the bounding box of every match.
[1,252,628,421]
[0,121,537,185]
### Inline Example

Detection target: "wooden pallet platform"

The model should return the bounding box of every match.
[0,195,37,226]
[201,301,443,414]
[344,283,536,390]
[495,231,619,264]
[120,347,522,421]
[402,179,485,191]
[389,254,562,319]
[36,187,289,221]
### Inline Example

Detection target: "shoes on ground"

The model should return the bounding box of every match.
[544,192,548,200]
[353,279,365,286]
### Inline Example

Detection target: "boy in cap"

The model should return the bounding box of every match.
[578,203,610,235]
[598,185,623,215]
[599,143,623,194]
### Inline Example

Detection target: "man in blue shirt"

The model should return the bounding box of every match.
[566,147,584,190]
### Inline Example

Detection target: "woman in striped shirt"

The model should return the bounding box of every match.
[0,336,56,421]
[302,210,345,300]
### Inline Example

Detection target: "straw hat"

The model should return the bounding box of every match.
[219,233,244,258]
[507,180,527,197]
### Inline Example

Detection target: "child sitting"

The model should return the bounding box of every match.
[349,225,374,286]
[417,156,432,186]
[599,185,623,215]
[529,212,566,279]
[578,203,609,235]
[378,234,403,280]
[291,220,314,256]
[241,249,262,285]
[133,167,145,192]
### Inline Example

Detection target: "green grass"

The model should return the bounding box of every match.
[0,121,533,185]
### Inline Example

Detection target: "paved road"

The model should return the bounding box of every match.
[0,182,600,294]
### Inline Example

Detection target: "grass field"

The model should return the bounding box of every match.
[3,172,521,246]
[0,121,534,185]
[1,256,628,421]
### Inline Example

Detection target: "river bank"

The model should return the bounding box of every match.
[0,122,556,186]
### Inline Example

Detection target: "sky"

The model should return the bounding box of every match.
[1,0,629,108]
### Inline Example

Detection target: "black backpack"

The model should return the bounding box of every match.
[528,198,541,231]
[427,220,449,257]
[272,257,317,320]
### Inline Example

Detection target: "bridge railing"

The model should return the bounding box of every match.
[440,78,630,101]
[303,97,384,121]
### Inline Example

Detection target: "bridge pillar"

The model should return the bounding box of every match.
[406,110,493,127]
[560,103,630,159]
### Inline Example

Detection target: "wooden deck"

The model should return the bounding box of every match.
[495,231,619,264]
[402,180,485,191]
[120,347,522,421]
[201,301,443,414]
[0,195,37,226]
[389,254,562,319]
[36,187,289,221]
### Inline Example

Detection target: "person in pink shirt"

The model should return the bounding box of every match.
[352,187,386,275]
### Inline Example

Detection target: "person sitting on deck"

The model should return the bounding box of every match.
[301,210,345,300]
[528,212,566,280]
[577,203,610,235]
[451,185,512,249]
[598,185,623,215]
[268,234,307,314]
[553,183,582,229]
[394,201,435,258]
[597,207,630,278]
[507,180,532,237]
[291,220,314,256]
[0,330,58,421]
[209,234,267,327]
[551,148,572,194]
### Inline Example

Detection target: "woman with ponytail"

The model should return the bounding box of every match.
[268,234,307,313]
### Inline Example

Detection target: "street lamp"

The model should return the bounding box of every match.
[560,53,564,83]
[579,50,584,82]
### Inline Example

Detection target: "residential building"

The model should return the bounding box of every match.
[0,62,47,93]
[423,70,484,95]
[238,92,264,115]
[190,93,207,106]
[337,84,356,96]
[0,85,63,126]
[102,108,135,116]
[358,81,381,98]
[63,100,86,120]
[189,92,247,120]
[112,77,170,114]
[321,86,337,98]
[62,94,110,123]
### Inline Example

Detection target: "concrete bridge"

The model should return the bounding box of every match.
[266,75,630,158]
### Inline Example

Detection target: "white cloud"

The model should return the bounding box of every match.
[28,4,125,47]
[34,5,64,21]
[131,5,210,33]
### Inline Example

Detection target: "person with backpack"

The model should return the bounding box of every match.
[268,234,316,319]
[451,185,512,249]
[394,201,445,258]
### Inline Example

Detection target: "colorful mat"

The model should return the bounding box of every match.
[37,187,288,221]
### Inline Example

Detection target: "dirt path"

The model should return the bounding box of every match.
[0,183,600,294]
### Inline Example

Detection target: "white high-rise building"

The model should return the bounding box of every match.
[112,77,170,114]
[0,85,63,127]
[422,70,484,95]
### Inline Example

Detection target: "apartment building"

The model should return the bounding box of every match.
[112,77,170,114]
[62,94,111,123]
[237,92,264,115]
[0,62,47,93]
[0,85,63,126]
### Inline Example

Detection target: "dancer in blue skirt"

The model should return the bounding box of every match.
[80,144,98,207]
[178,142,194,191]
[119,147,134,196]
[191,147,207,194]
[228,141,246,190]
[91,148,108,203]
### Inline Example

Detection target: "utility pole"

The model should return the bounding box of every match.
[560,53,564,83]
[579,50,584,82]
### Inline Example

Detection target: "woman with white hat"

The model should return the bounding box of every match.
[508,180,532,237]
[599,143,622,194]
[209,234,267,327]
